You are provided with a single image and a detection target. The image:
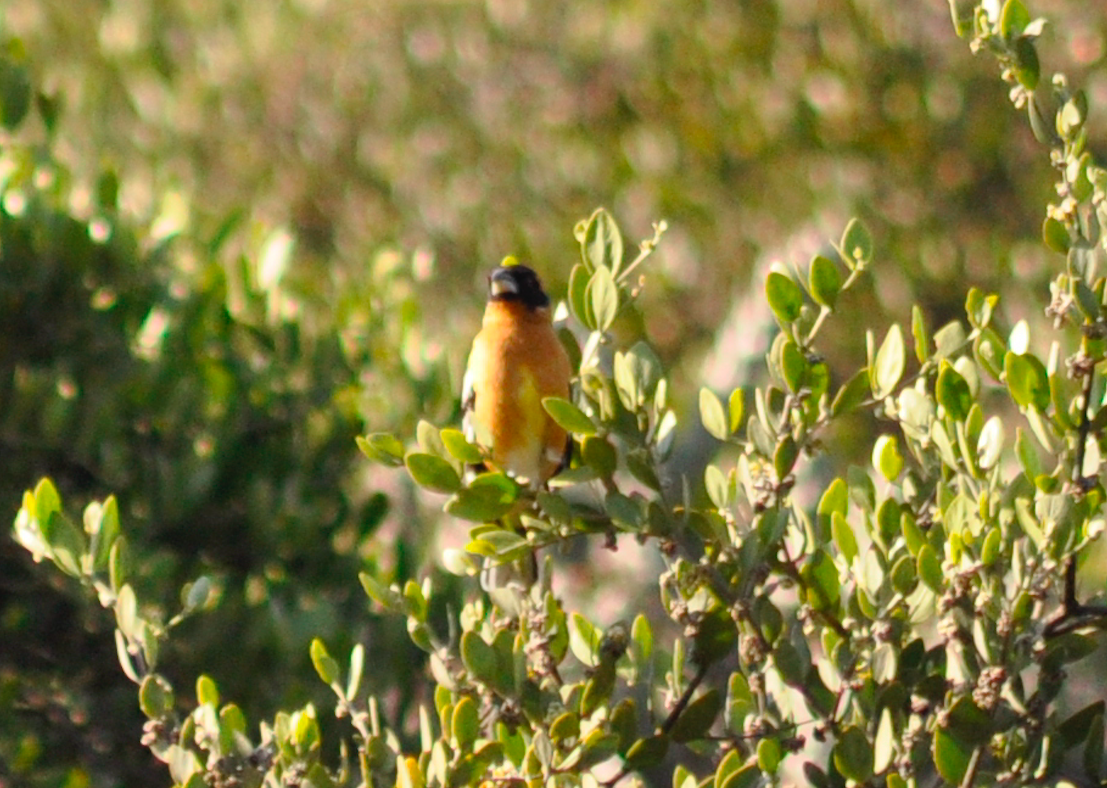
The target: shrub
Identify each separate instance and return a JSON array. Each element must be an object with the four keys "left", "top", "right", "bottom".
[{"left": 9, "top": 2, "right": 1107, "bottom": 787}]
